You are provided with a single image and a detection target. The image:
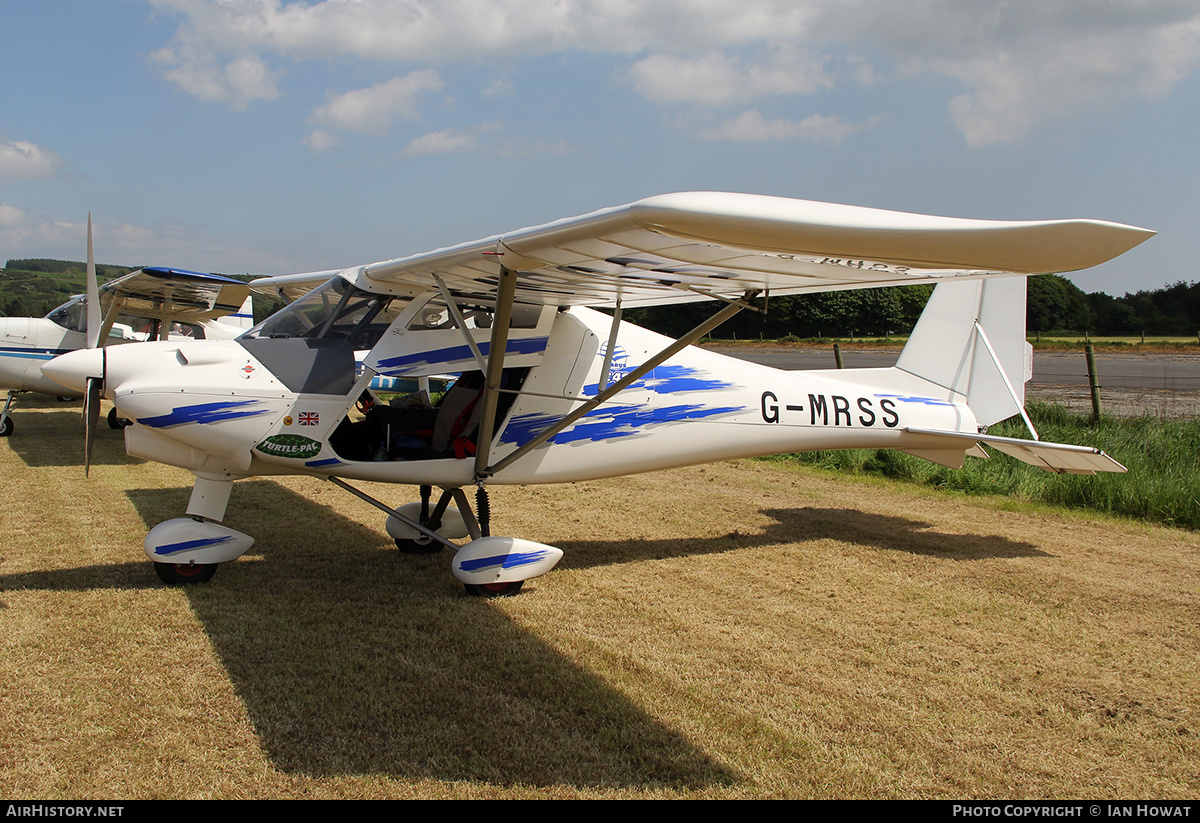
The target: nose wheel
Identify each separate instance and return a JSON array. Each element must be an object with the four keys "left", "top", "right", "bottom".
[
  {"left": 107, "top": 407, "right": 132, "bottom": 429},
  {"left": 464, "top": 580, "right": 524, "bottom": 598},
  {"left": 0, "top": 391, "right": 16, "bottom": 437},
  {"left": 153, "top": 561, "right": 218, "bottom": 585}
]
